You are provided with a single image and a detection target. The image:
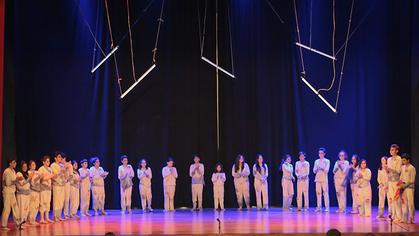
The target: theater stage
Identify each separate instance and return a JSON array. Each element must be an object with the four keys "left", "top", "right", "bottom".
[{"left": 2, "top": 207, "right": 419, "bottom": 235}]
